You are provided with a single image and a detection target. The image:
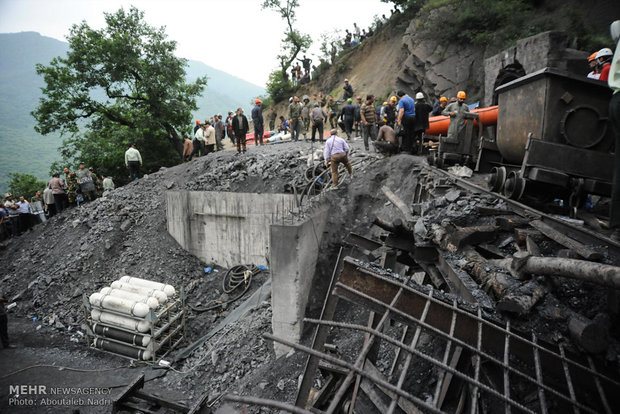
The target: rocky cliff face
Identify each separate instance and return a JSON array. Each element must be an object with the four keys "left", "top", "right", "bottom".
[{"left": 396, "top": 20, "right": 485, "bottom": 102}]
